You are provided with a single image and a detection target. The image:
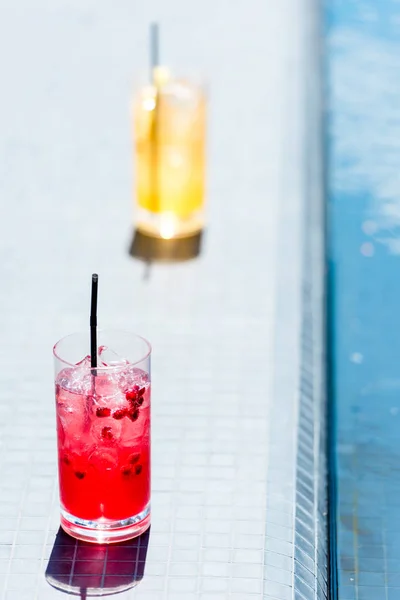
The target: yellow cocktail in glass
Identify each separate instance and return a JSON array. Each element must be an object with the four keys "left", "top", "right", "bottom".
[{"left": 133, "top": 69, "right": 206, "bottom": 239}]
